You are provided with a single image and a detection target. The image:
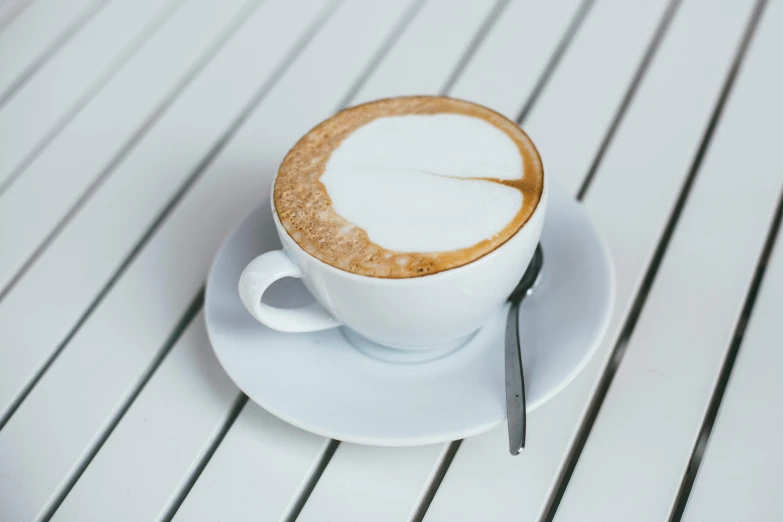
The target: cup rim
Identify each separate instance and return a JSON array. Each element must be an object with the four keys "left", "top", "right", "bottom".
[{"left": 269, "top": 95, "right": 547, "bottom": 284}]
